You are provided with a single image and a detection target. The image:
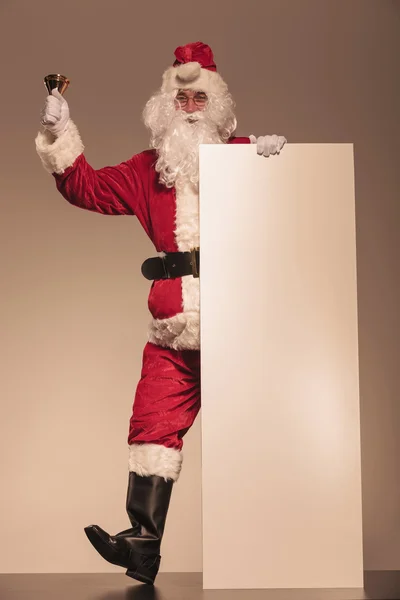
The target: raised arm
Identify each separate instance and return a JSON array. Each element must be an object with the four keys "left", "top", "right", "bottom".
[{"left": 35, "top": 90, "right": 142, "bottom": 216}]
